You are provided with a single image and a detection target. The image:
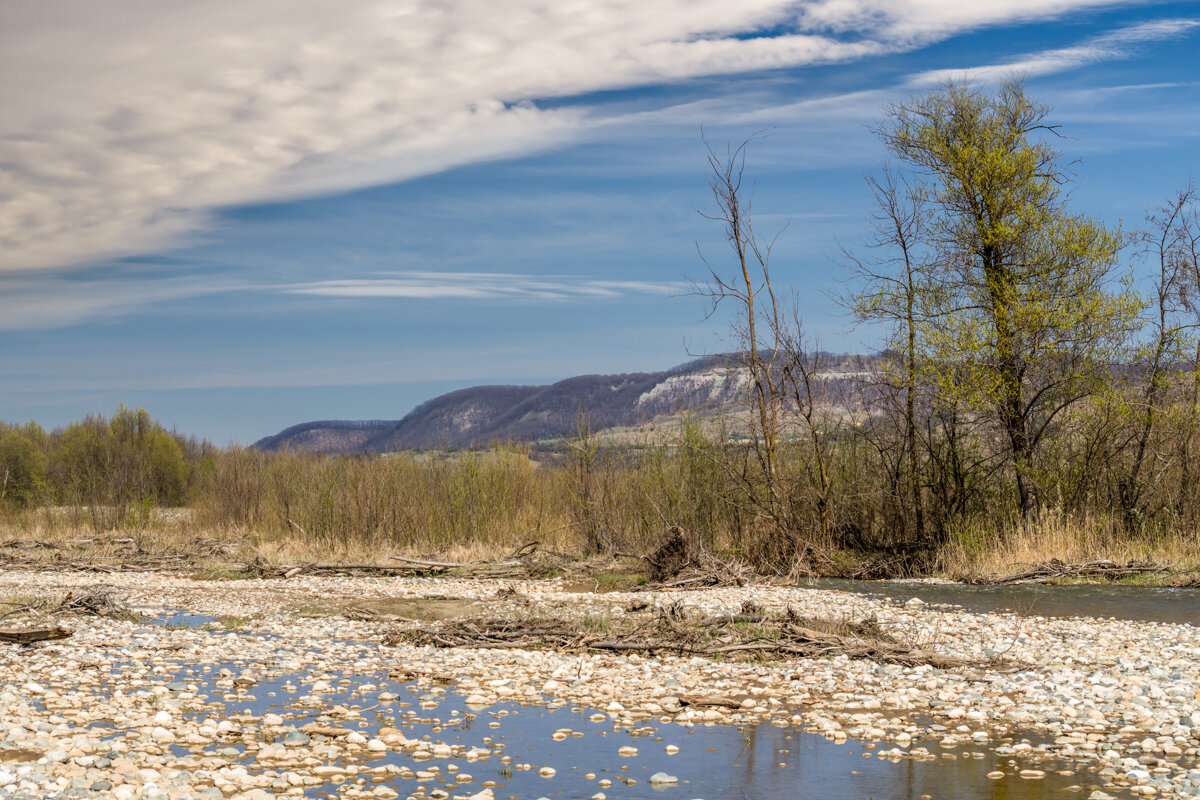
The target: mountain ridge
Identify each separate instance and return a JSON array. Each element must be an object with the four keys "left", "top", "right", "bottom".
[
  {"left": 253, "top": 354, "right": 877, "bottom": 454},
  {"left": 253, "top": 356, "right": 740, "bottom": 453}
]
